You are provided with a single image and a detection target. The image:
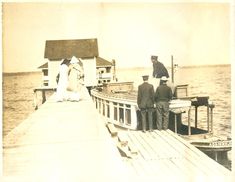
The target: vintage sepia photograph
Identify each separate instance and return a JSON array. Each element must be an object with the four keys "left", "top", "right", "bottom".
[{"left": 1, "top": 1, "right": 234, "bottom": 181}]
